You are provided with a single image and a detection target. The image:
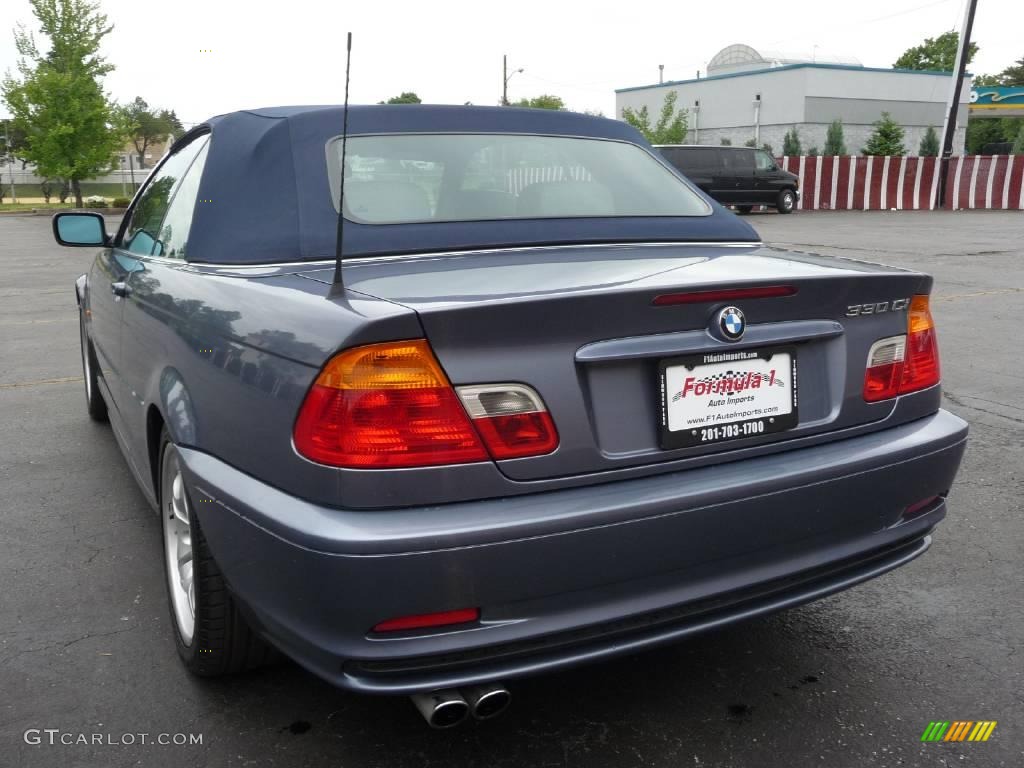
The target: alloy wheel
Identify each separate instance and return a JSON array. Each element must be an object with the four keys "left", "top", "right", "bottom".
[
  {"left": 162, "top": 449, "right": 195, "bottom": 646},
  {"left": 80, "top": 313, "right": 93, "bottom": 404}
]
